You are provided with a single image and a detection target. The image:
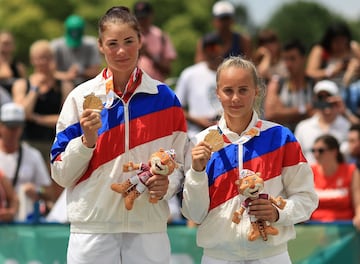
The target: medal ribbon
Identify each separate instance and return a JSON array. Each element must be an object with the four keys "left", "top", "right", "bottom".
[
  {"left": 219, "top": 120, "right": 262, "bottom": 145},
  {"left": 102, "top": 67, "right": 143, "bottom": 104}
]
